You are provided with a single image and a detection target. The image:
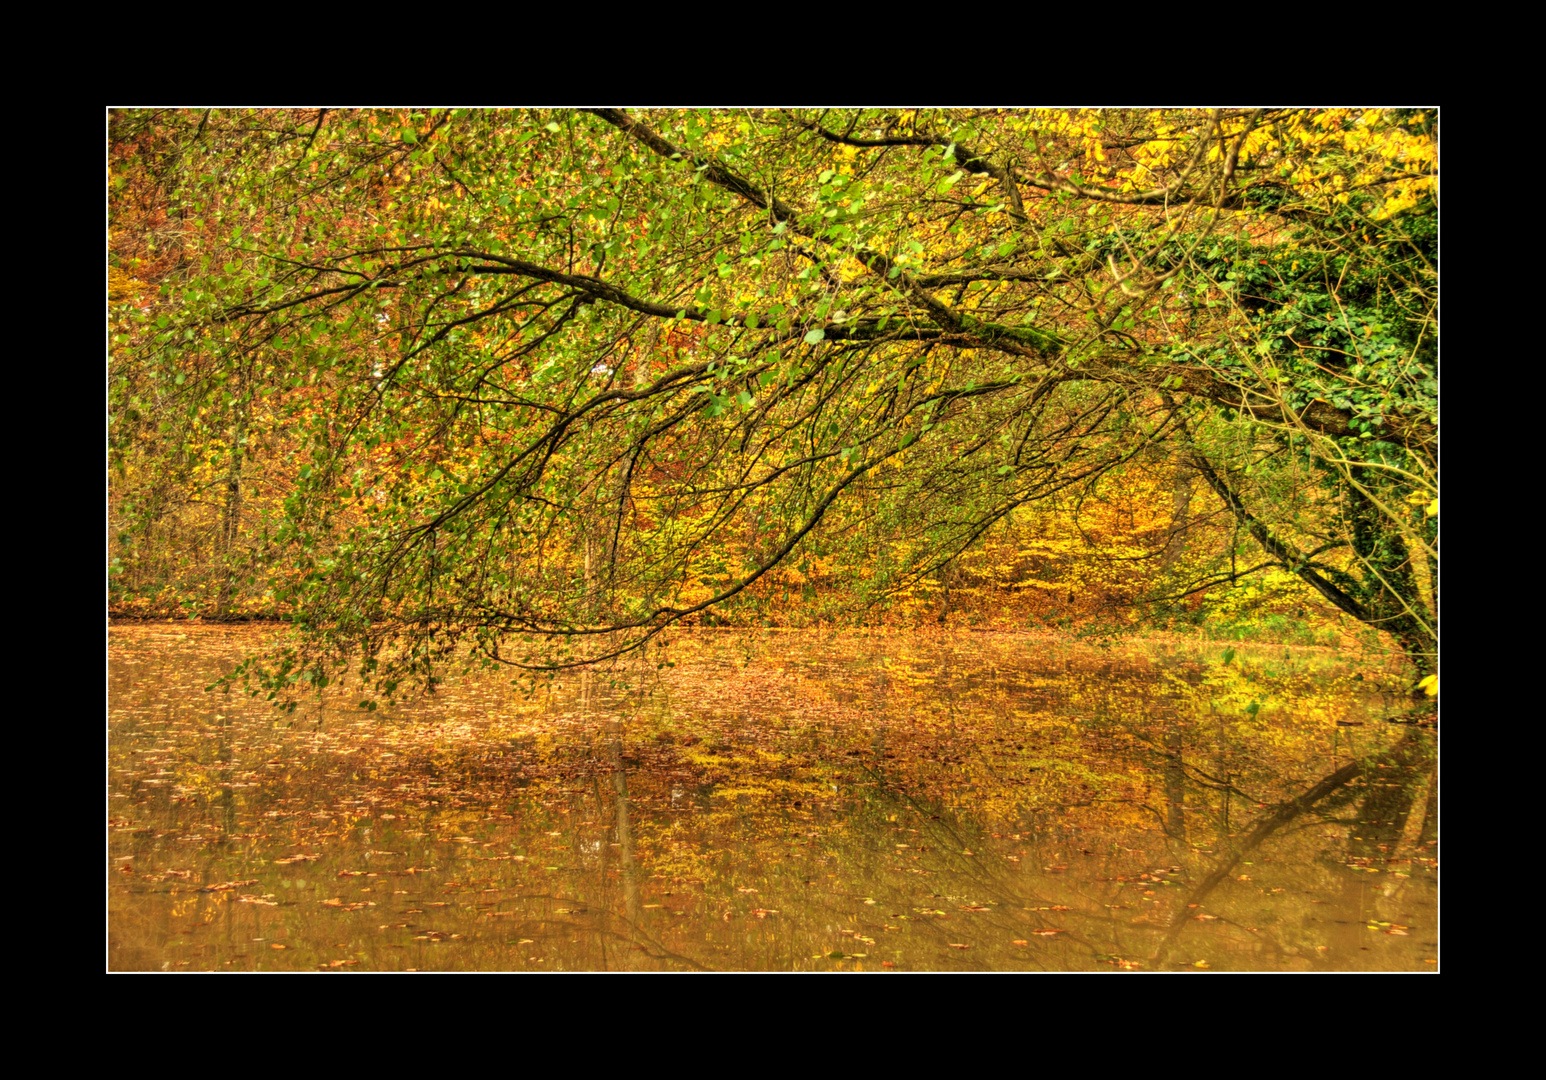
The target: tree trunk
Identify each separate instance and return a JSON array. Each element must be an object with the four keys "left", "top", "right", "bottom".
[{"left": 216, "top": 377, "right": 248, "bottom": 615}]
